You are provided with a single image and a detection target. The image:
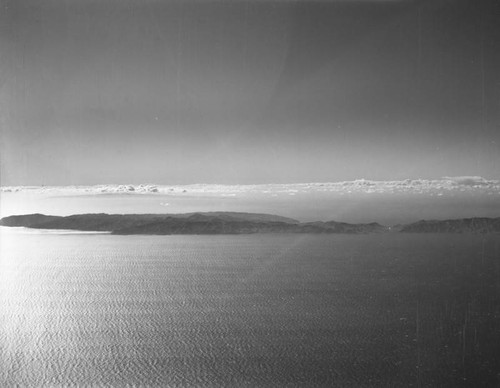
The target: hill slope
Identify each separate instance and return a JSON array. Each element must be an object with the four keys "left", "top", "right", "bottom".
[
  {"left": 400, "top": 218, "right": 500, "bottom": 233},
  {"left": 0, "top": 212, "right": 382, "bottom": 235},
  {"left": 3, "top": 213, "right": 499, "bottom": 235}
]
